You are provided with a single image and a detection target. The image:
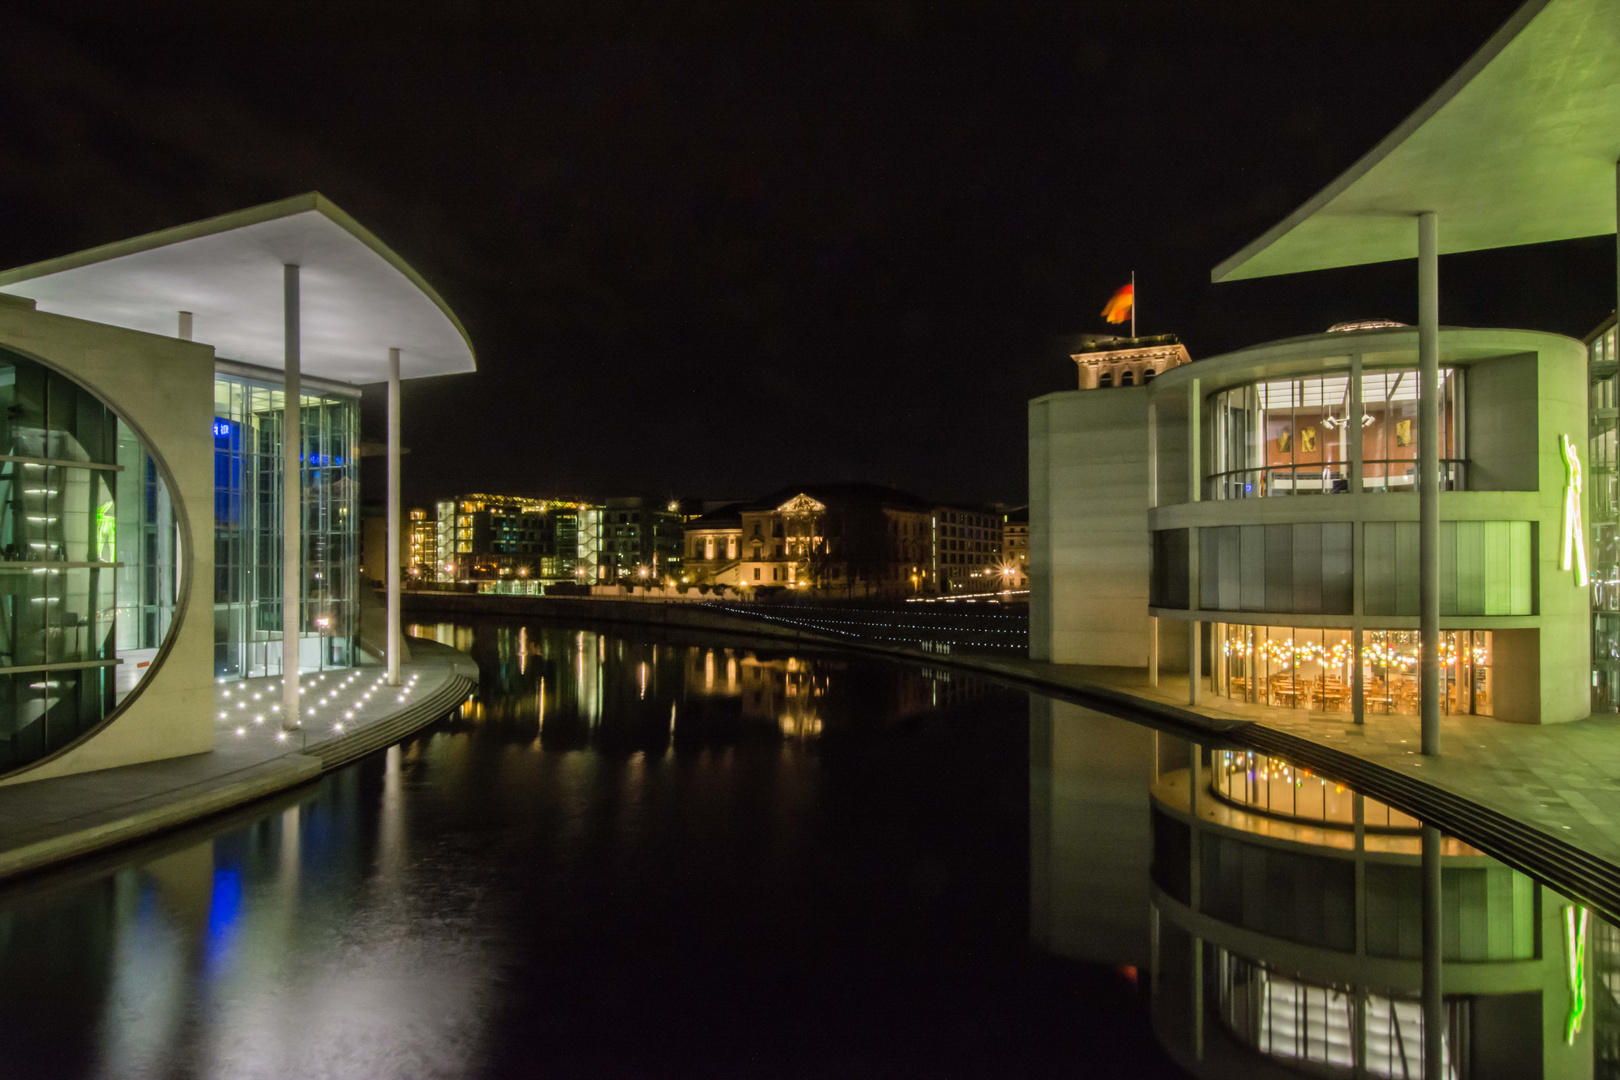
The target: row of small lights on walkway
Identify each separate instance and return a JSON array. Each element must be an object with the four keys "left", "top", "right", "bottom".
[{"left": 216, "top": 671, "right": 421, "bottom": 741}]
